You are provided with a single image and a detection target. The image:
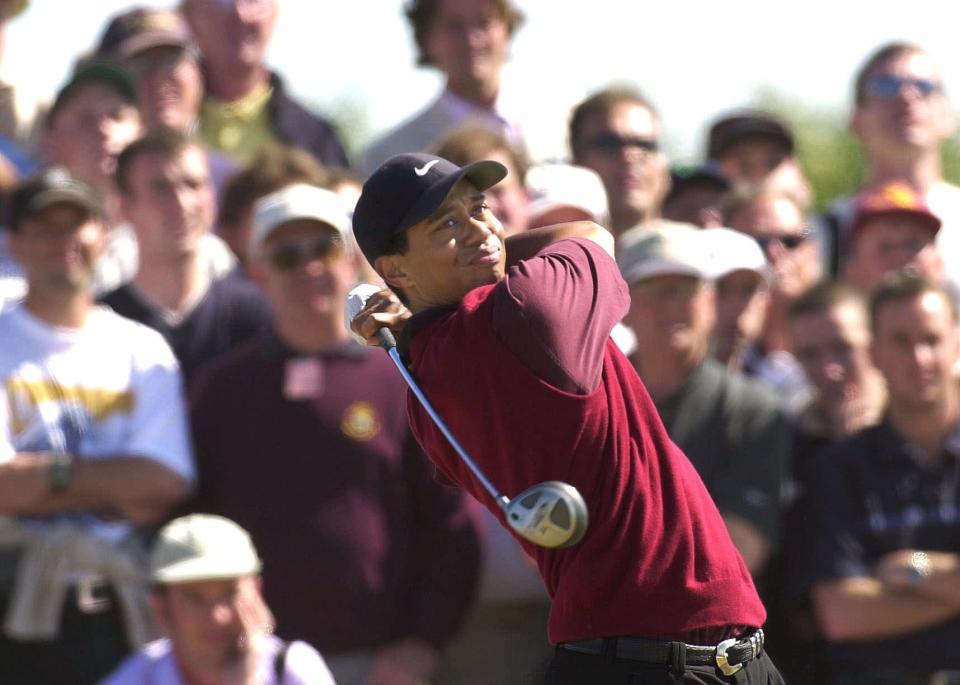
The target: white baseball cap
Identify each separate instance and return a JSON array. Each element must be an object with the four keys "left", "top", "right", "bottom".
[
  {"left": 249, "top": 183, "right": 351, "bottom": 258},
  {"left": 525, "top": 162, "right": 609, "bottom": 226},
  {"left": 150, "top": 514, "right": 262, "bottom": 584},
  {"left": 702, "top": 227, "right": 771, "bottom": 283},
  {"left": 617, "top": 221, "right": 710, "bottom": 285}
]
